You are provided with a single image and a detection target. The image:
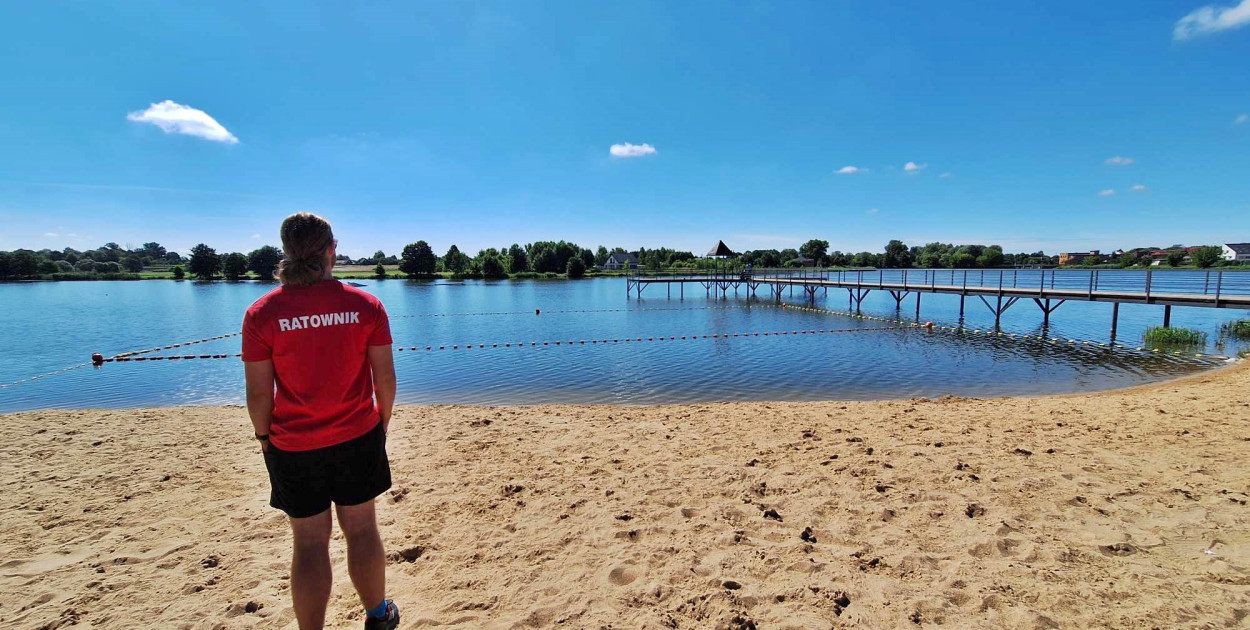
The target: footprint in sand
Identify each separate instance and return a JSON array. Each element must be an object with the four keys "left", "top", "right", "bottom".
[{"left": 608, "top": 564, "right": 641, "bottom": 586}]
